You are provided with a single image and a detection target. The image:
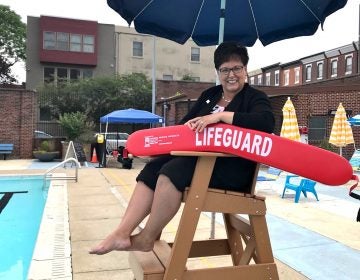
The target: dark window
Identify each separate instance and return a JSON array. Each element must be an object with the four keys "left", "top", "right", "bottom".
[
  {"left": 83, "top": 35, "right": 94, "bottom": 53},
  {"left": 191, "top": 47, "right": 200, "bottom": 62},
  {"left": 43, "top": 31, "right": 56, "bottom": 50},
  {"left": 56, "top": 32, "right": 69, "bottom": 51},
  {"left": 305, "top": 65, "right": 311, "bottom": 81},
  {"left": 70, "top": 69, "right": 81, "bottom": 81},
  {"left": 308, "top": 116, "right": 327, "bottom": 141},
  {"left": 44, "top": 67, "right": 55, "bottom": 83},
  {"left": 70, "top": 34, "right": 82, "bottom": 52},
  {"left": 57, "top": 68, "right": 68, "bottom": 83},
  {"left": 317, "top": 62, "right": 323, "bottom": 79},
  {"left": 83, "top": 69, "right": 93, "bottom": 79},
  {"left": 133, "top": 41, "right": 143, "bottom": 57},
  {"left": 331, "top": 60, "right": 338, "bottom": 76},
  {"left": 345, "top": 56, "right": 352, "bottom": 74}
]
